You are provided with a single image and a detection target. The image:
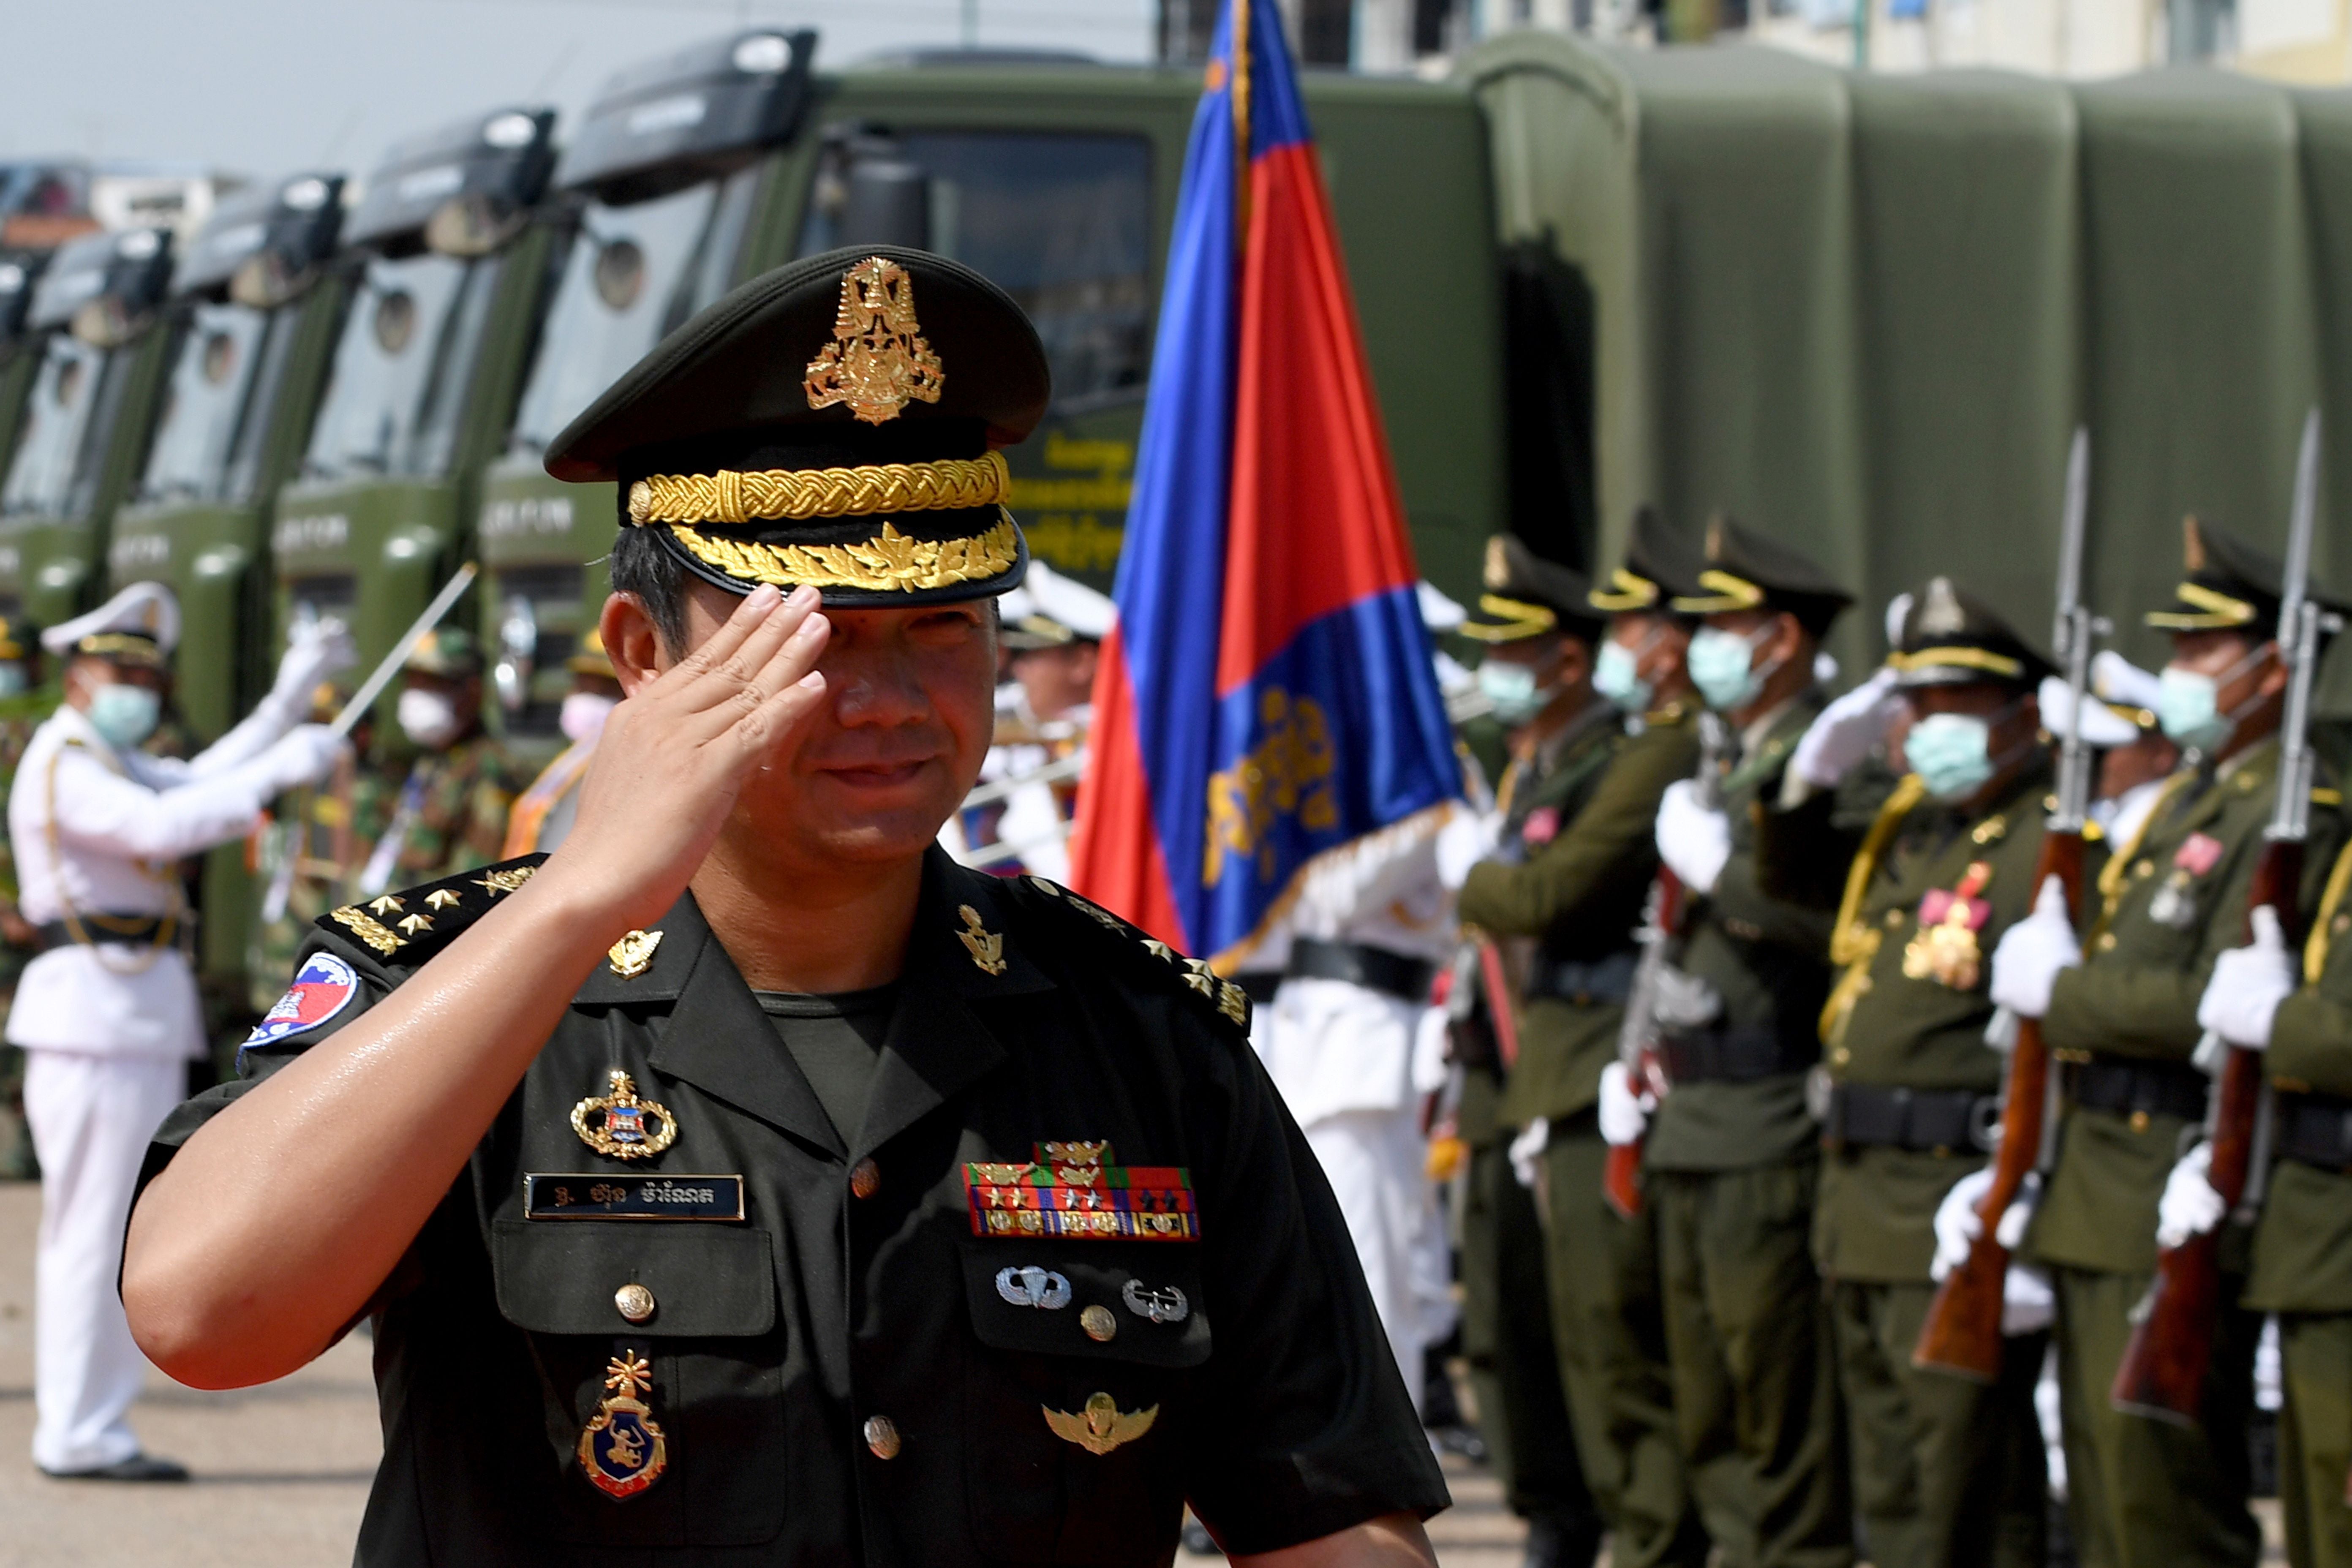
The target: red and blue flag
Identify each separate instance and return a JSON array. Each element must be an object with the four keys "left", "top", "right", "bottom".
[{"left": 1068, "top": 0, "right": 1459, "bottom": 965}]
